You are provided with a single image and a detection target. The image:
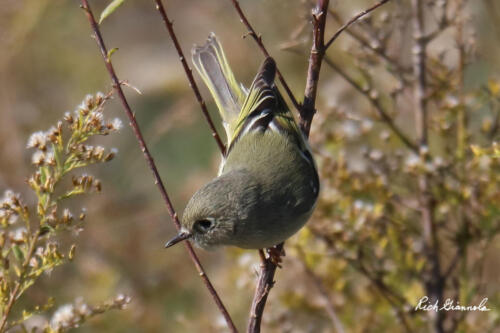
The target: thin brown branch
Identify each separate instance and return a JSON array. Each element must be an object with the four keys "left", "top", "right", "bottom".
[
  {"left": 228, "top": 0, "right": 301, "bottom": 112},
  {"left": 0, "top": 282, "right": 20, "bottom": 333},
  {"left": 301, "top": 0, "right": 330, "bottom": 136},
  {"left": 327, "top": 8, "right": 410, "bottom": 86},
  {"left": 312, "top": 231, "right": 414, "bottom": 333},
  {"left": 364, "top": 283, "right": 415, "bottom": 333},
  {"left": 412, "top": 0, "right": 428, "bottom": 148},
  {"left": 153, "top": 0, "right": 225, "bottom": 154},
  {"left": 79, "top": 2, "right": 237, "bottom": 332},
  {"left": 327, "top": 4, "right": 446, "bottom": 100},
  {"left": 247, "top": 245, "right": 282, "bottom": 333},
  {"left": 488, "top": 99, "right": 500, "bottom": 139},
  {"left": 443, "top": 242, "right": 464, "bottom": 278},
  {"left": 324, "top": 0, "right": 391, "bottom": 51},
  {"left": 282, "top": 43, "right": 419, "bottom": 153},
  {"left": 323, "top": 55, "right": 418, "bottom": 152},
  {"left": 297, "top": 250, "right": 345, "bottom": 333},
  {"left": 411, "top": 1, "right": 444, "bottom": 332}
]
